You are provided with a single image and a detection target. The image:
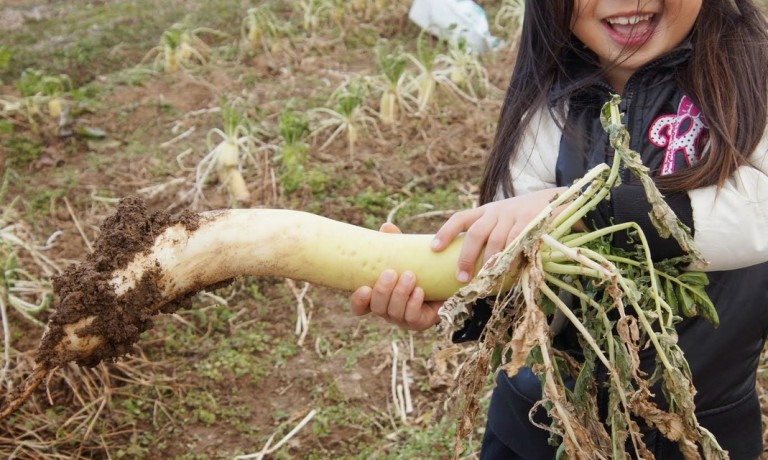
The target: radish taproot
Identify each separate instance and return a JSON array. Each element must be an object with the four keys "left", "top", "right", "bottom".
[{"left": 0, "top": 196, "right": 479, "bottom": 419}]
